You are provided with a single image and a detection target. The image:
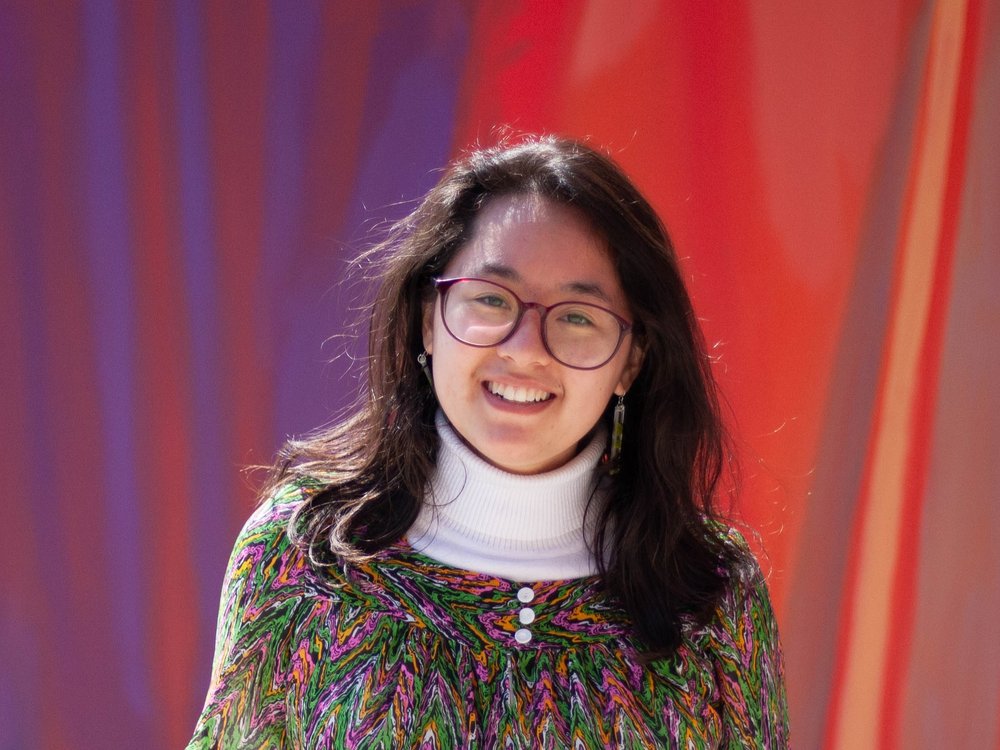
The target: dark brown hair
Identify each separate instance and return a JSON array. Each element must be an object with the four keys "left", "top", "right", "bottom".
[{"left": 269, "top": 135, "right": 745, "bottom": 657}]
